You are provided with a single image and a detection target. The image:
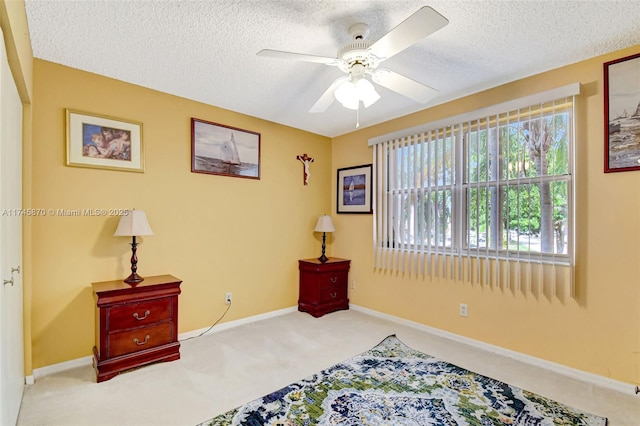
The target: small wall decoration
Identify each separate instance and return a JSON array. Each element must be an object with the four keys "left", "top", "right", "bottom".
[
  {"left": 66, "top": 109, "right": 143, "bottom": 172},
  {"left": 337, "top": 164, "right": 373, "bottom": 214},
  {"left": 191, "top": 118, "right": 261, "bottom": 179},
  {"left": 296, "top": 153, "right": 314, "bottom": 185},
  {"left": 604, "top": 52, "right": 640, "bottom": 172}
]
